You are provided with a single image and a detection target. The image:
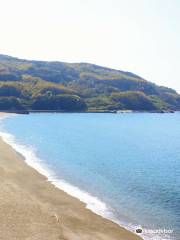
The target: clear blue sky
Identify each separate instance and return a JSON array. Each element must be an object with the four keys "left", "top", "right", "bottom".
[{"left": 0, "top": 0, "right": 180, "bottom": 92}]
